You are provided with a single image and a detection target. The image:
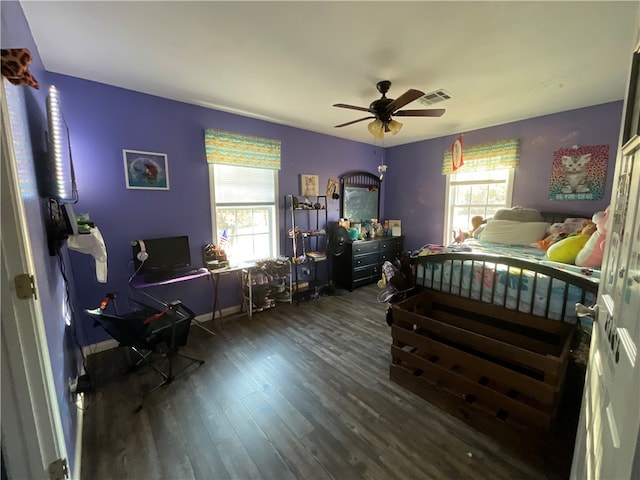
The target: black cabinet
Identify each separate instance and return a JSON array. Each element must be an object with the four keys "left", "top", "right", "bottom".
[{"left": 332, "top": 236, "right": 403, "bottom": 291}]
